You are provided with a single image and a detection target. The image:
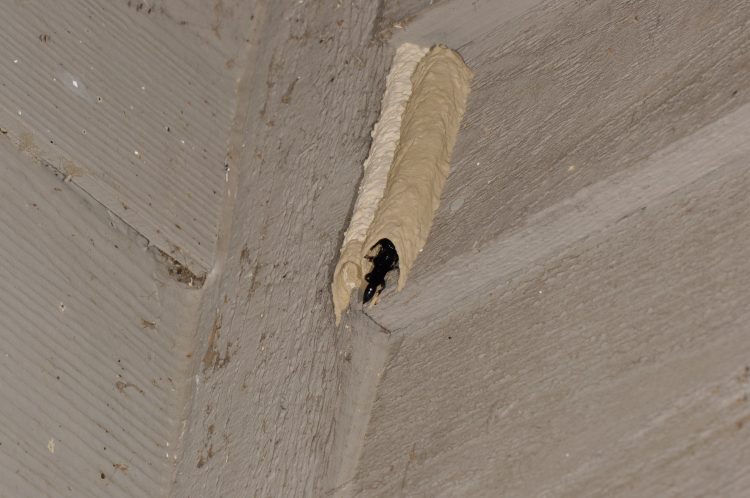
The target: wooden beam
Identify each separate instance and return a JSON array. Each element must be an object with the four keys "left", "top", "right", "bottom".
[{"left": 367, "top": 0, "right": 750, "bottom": 332}]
